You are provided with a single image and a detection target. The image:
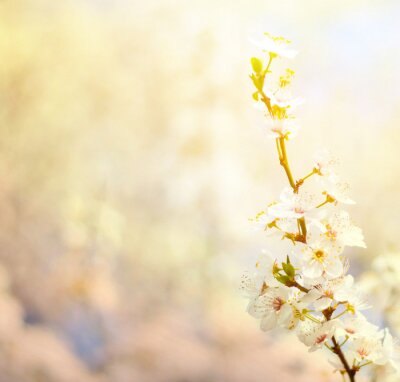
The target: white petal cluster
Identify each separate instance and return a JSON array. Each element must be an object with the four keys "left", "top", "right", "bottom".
[
  {"left": 265, "top": 118, "right": 299, "bottom": 140},
  {"left": 243, "top": 33, "right": 400, "bottom": 380},
  {"left": 360, "top": 254, "right": 400, "bottom": 341},
  {"left": 264, "top": 89, "right": 304, "bottom": 110},
  {"left": 250, "top": 33, "right": 298, "bottom": 59}
]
